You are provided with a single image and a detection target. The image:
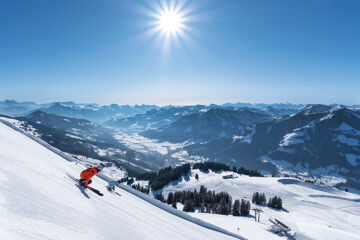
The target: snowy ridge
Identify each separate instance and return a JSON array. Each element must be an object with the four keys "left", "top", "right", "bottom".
[
  {"left": 0, "top": 117, "right": 77, "bottom": 163},
  {"left": 0, "top": 117, "right": 245, "bottom": 240}
]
